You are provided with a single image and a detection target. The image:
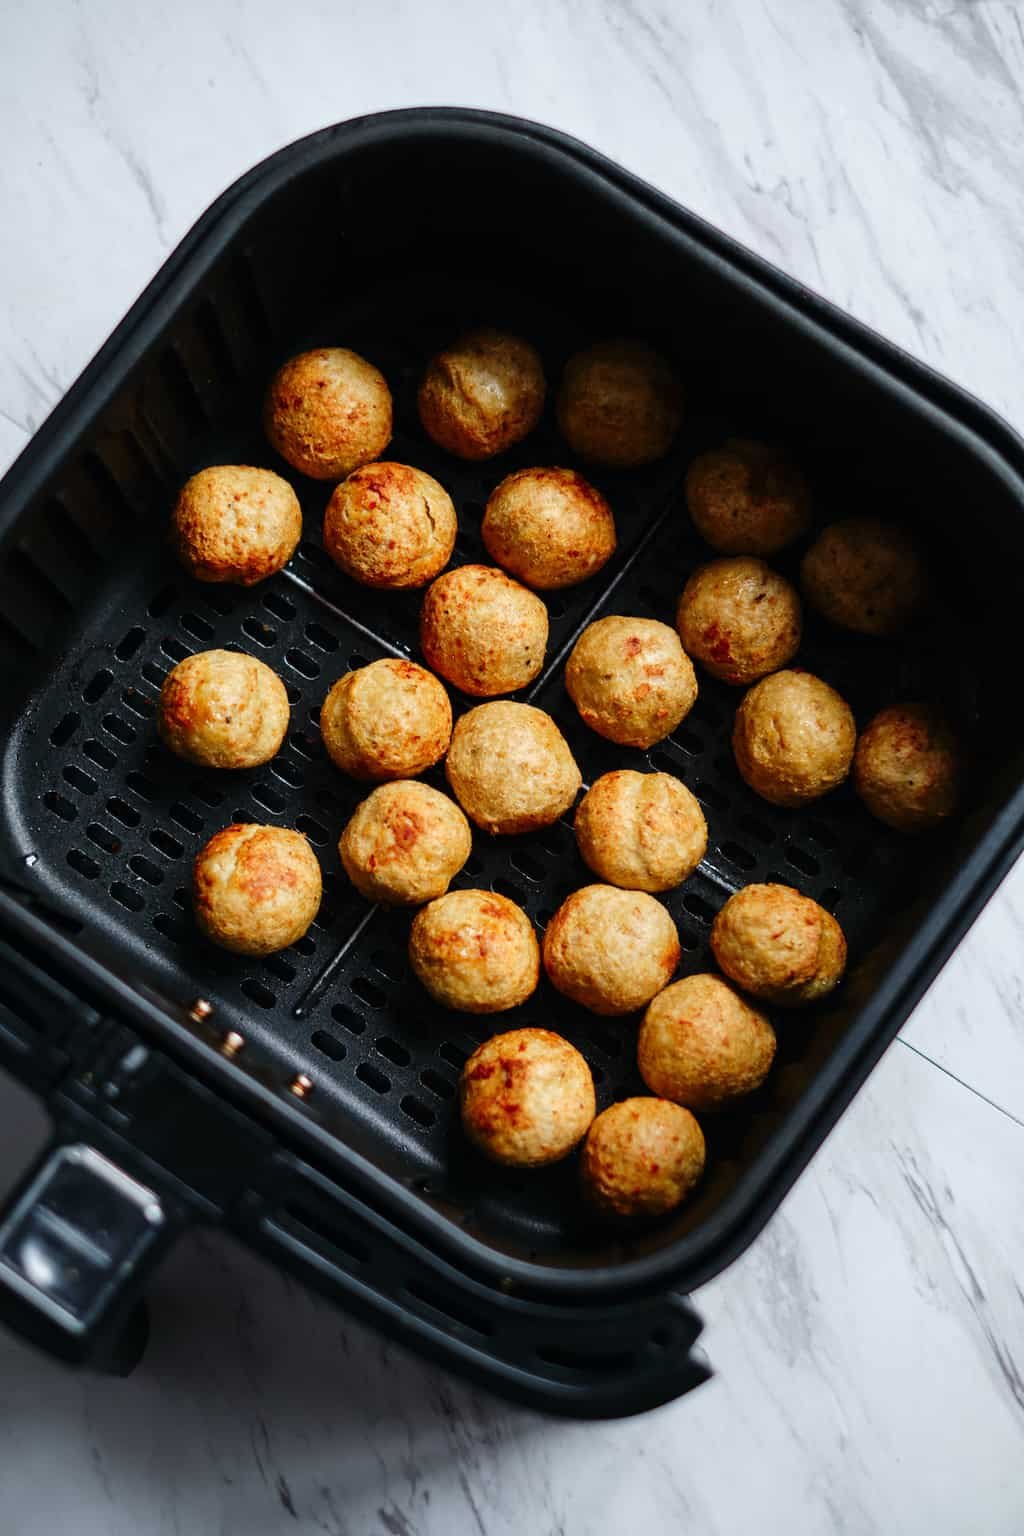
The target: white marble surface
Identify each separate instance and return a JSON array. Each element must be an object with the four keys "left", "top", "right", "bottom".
[{"left": 2, "top": 0, "right": 1024, "bottom": 1530}]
